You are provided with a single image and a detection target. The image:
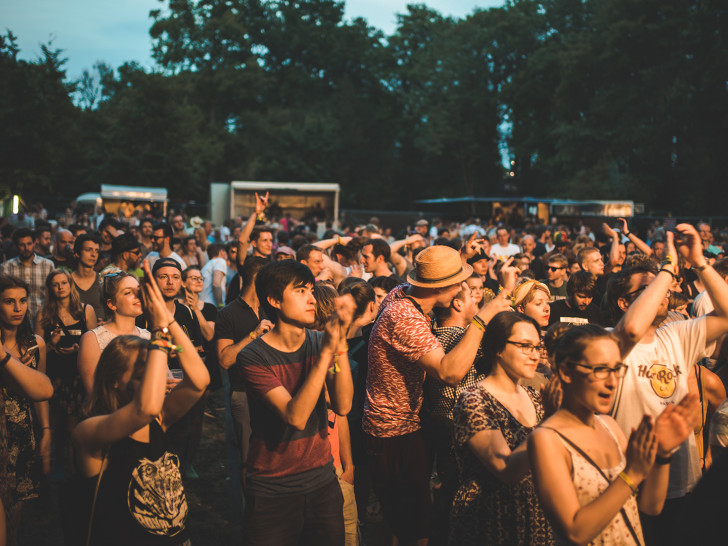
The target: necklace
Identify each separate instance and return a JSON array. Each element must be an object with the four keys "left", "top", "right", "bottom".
[{"left": 560, "top": 408, "right": 597, "bottom": 430}]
